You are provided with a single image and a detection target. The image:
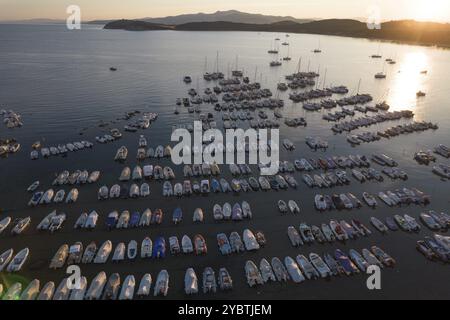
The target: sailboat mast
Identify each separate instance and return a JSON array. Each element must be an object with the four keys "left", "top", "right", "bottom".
[{"left": 216, "top": 51, "right": 219, "bottom": 73}]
